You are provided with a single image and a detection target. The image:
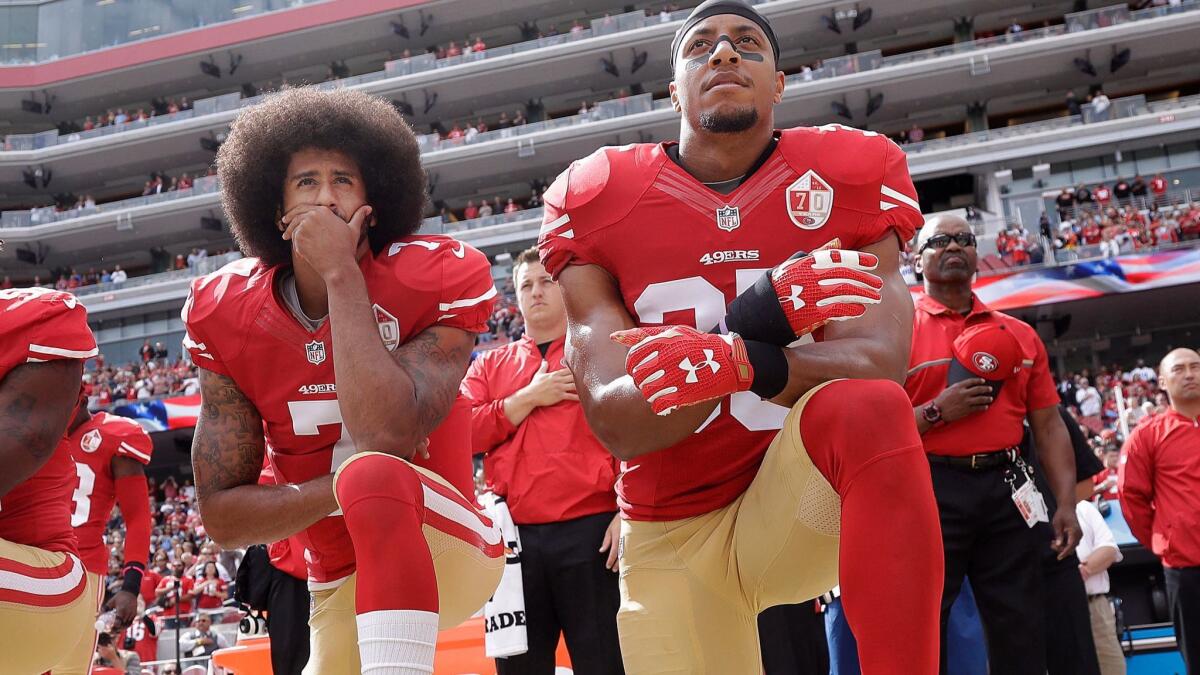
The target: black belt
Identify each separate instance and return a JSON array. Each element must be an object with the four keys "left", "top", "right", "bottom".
[{"left": 927, "top": 448, "right": 1020, "bottom": 471}]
